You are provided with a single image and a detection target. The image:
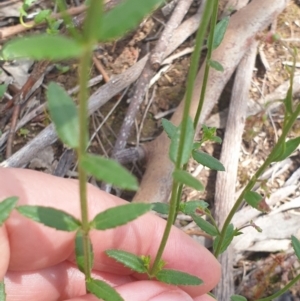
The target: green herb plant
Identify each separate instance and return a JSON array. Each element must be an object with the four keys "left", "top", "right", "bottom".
[{"left": 1, "top": 0, "right": 300, "bottom": 300}]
